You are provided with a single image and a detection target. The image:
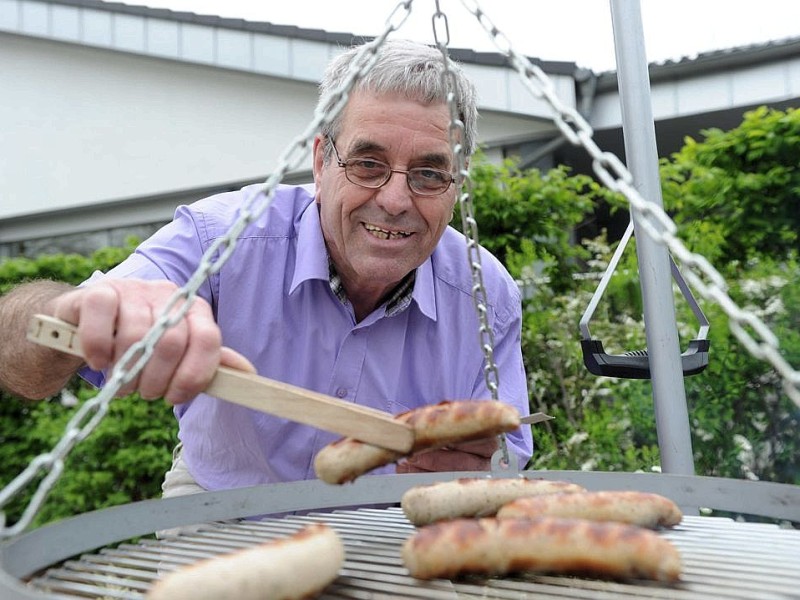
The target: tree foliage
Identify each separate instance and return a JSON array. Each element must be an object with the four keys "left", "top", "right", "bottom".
[
  {"left": 0, "top": 389, "right": 177, "bottom": 528},
  {"left": 658, "top": 108, "right": 798, "bottom": 482},
  {"left": 0, "top": 238, "right": 177, "bottom": 529},
  {"left": 454, "top": 156, "right": 612, "bottom": 292},
  {"left": 523, "top": 234, "right": 800, "bottom": 484},
  {"left": 0, "top": 238, "right": 139, "bottom": 292},
  {"left": 660, "top": 106, "right": 799, "bottom": 263},
  {"left": 511, "top": 107, "right": 800, "bottom": 484}
]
